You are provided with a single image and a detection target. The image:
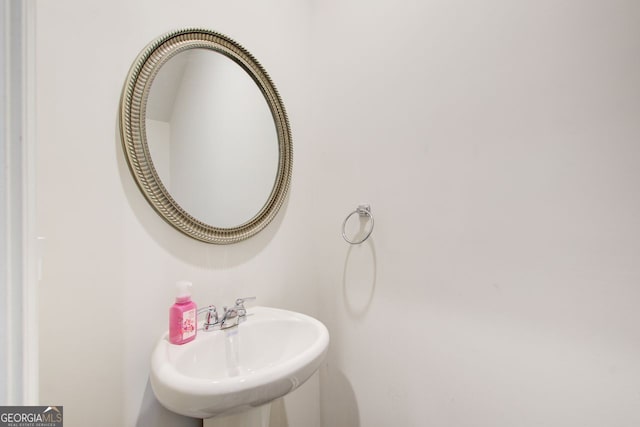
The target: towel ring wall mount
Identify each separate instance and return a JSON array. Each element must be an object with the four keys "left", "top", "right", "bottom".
[{"left": 342, "top": 204, "right": 374, "bottom": 245}]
